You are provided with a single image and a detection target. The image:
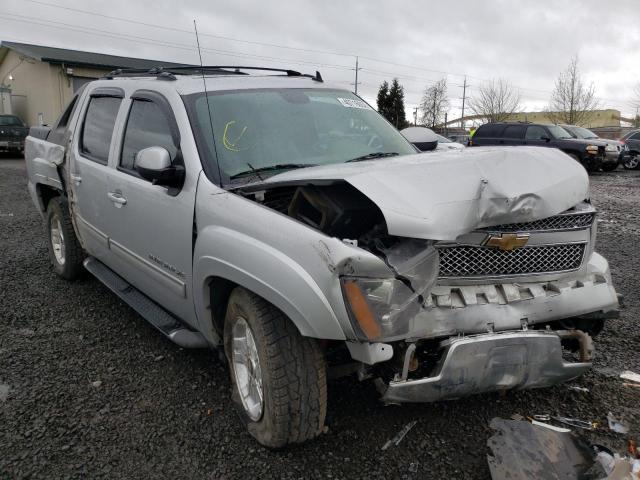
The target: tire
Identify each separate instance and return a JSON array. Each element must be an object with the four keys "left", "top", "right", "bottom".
[
  {"left": 46, "top": 196, "right": 84, "bottom": 280},
  {"left": 223, "top": 287, "right": 327, "bottom": 448},
  {"left": 623, "top": 154, "right": 639, "bottom": 170},
  {"left": 602, "top": 162, "right": 618, "bottom": 172}
]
